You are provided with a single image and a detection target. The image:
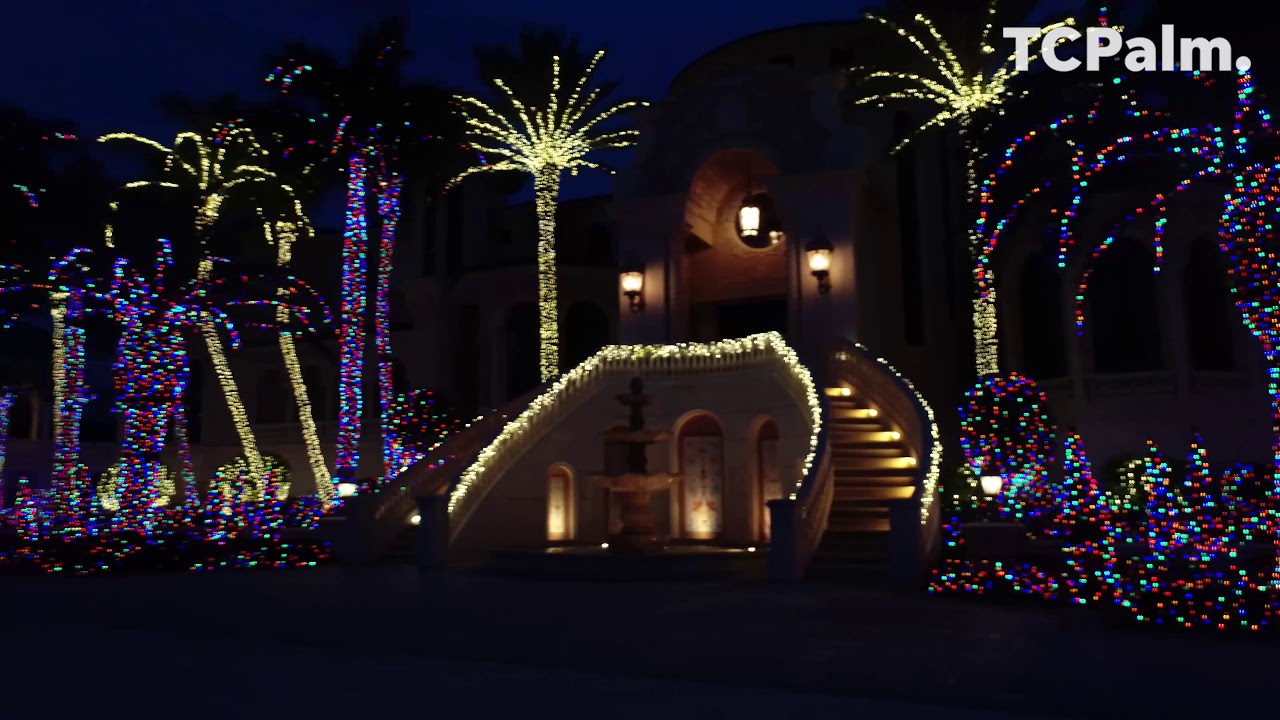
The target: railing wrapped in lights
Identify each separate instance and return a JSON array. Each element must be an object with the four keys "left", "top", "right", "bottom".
[
  {"left": 336, "top": 389, "right": 539, "bottom": 563},
  {"left": 449, "top": 332, "right": 823, "bottom": 542}
]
